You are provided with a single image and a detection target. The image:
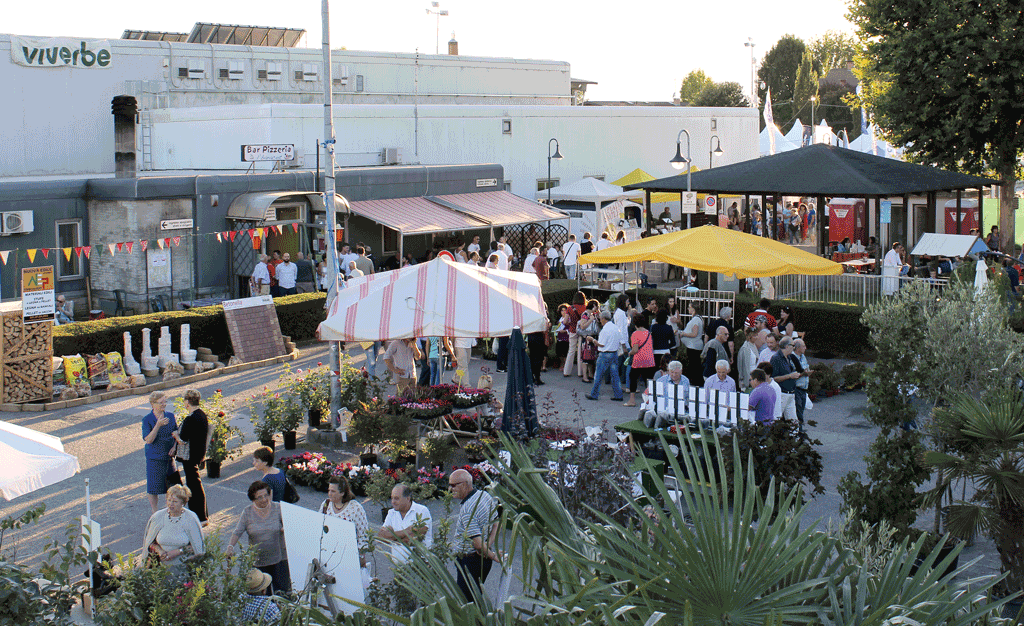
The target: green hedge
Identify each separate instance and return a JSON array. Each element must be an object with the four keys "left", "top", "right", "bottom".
[
  {"left": 53, "top": 293, "right": 327, "bottom": 358},
  {"left": 540, "top": 282, "right": 869, "bottom": 357}
]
